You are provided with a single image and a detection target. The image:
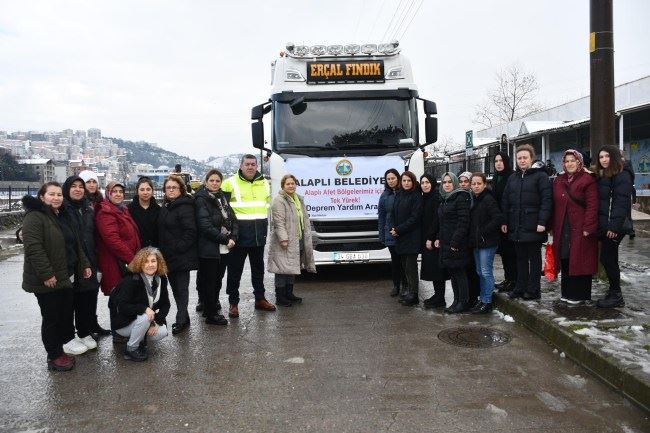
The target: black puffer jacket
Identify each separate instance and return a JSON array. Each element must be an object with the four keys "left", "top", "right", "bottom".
[
  {"left": 437, "top": 190, "right": 471, "bottom": 268},
  {"left": 109, "top": 273, "right": 170, "bottom": 330},
  {"left": 501, "top": 165, "right": 552, "bottom": 243},
  {"left": 420, "top": 189, "right": 446, "bottom": 281},
  {"left": 597, "top": 164, "right": 634, "bottom": 237},
  {"left": 62, "top": 176, "right": 100, "bottom": 292},
  {"left": 194, "top": 186, "right": 239, "bottom": 259},
  {"left": 158, "top": 194, "right": 199, "bottom": 272},
  {"left": 128, "top": 198, "right": 160, "bottom": 247},
  {"left": 469, "top": 189, "right": 504, "bottom": 249},
  {"left": 391, "top": 188, "right": 422, "bottom": 255}
]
